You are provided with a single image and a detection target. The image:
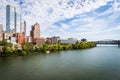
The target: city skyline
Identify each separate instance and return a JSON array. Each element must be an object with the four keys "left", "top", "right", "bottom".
[{"left": 0, "top": 0, "right": 120, "bottom": 41}]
